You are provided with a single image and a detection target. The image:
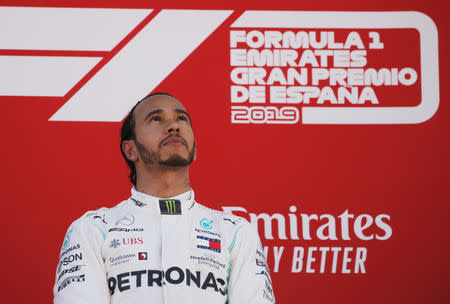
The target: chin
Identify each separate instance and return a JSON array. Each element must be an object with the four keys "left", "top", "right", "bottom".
[{"left": 159, "top": 154, "right": 191, "bottom": 167}]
